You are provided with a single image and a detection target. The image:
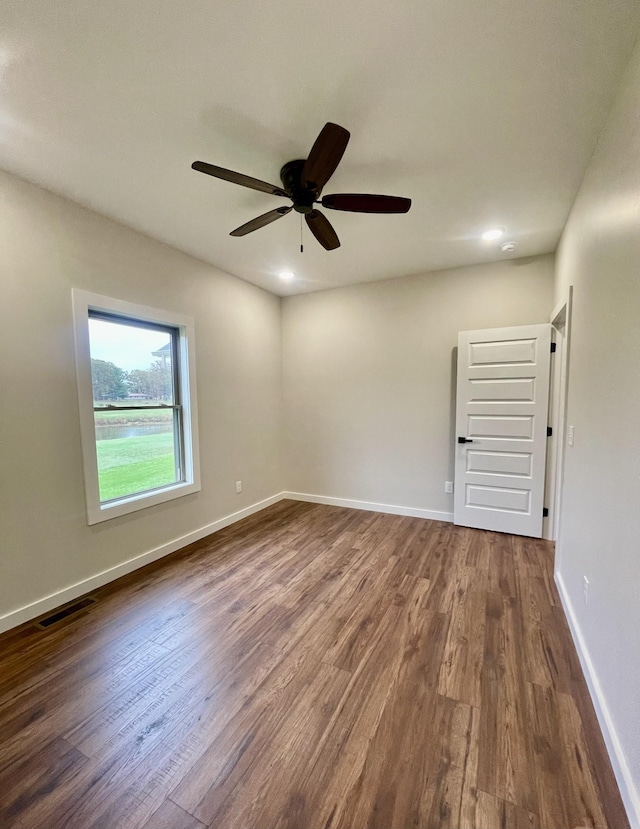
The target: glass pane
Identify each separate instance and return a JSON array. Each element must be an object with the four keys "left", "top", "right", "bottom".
[
  {"left": 88, "top": 317, "right": 174, "bottom": 407},
  {"left": 94, "top": 408, "right": 178, "bottom": 502}
]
